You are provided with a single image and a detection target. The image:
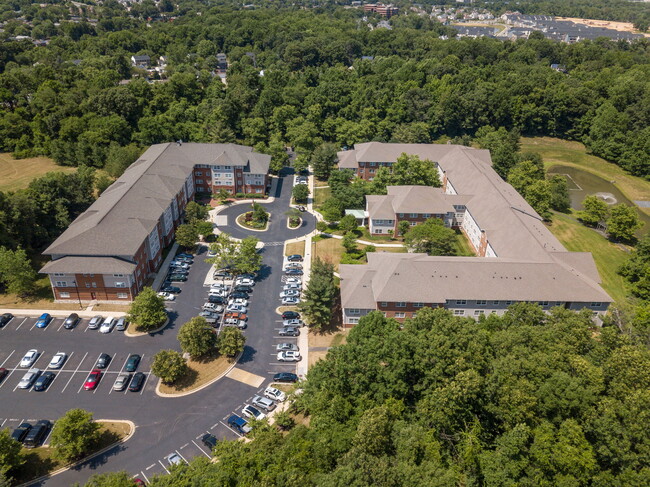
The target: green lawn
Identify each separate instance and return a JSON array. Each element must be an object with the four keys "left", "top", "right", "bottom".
[
  {"left": 521, "top": 137, "right": 650, "bottom": 216},
  {"left": 0, "top": 153, "right": 76, "bottom": 192},
  {"left": 313, "top": 186, "right": 331, "bottom": 208},
  {"left": 453, "top": 230, "right": 476, "bottom": 256},
  {"left": 546, "top": 211, "right": 629, "bottom": 304}
]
